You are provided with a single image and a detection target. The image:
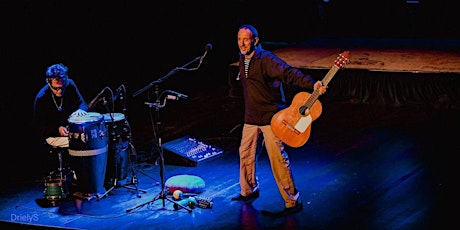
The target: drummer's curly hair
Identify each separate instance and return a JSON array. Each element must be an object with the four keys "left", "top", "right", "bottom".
[{"left": 45, "top": 63, "right": 69, "bottom": 85}]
